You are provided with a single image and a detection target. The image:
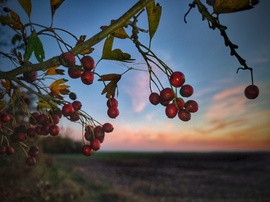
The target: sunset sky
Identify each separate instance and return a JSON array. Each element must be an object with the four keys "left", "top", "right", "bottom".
[{"left": 2, "top": 0, "right": 270, "bottom": 151}]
